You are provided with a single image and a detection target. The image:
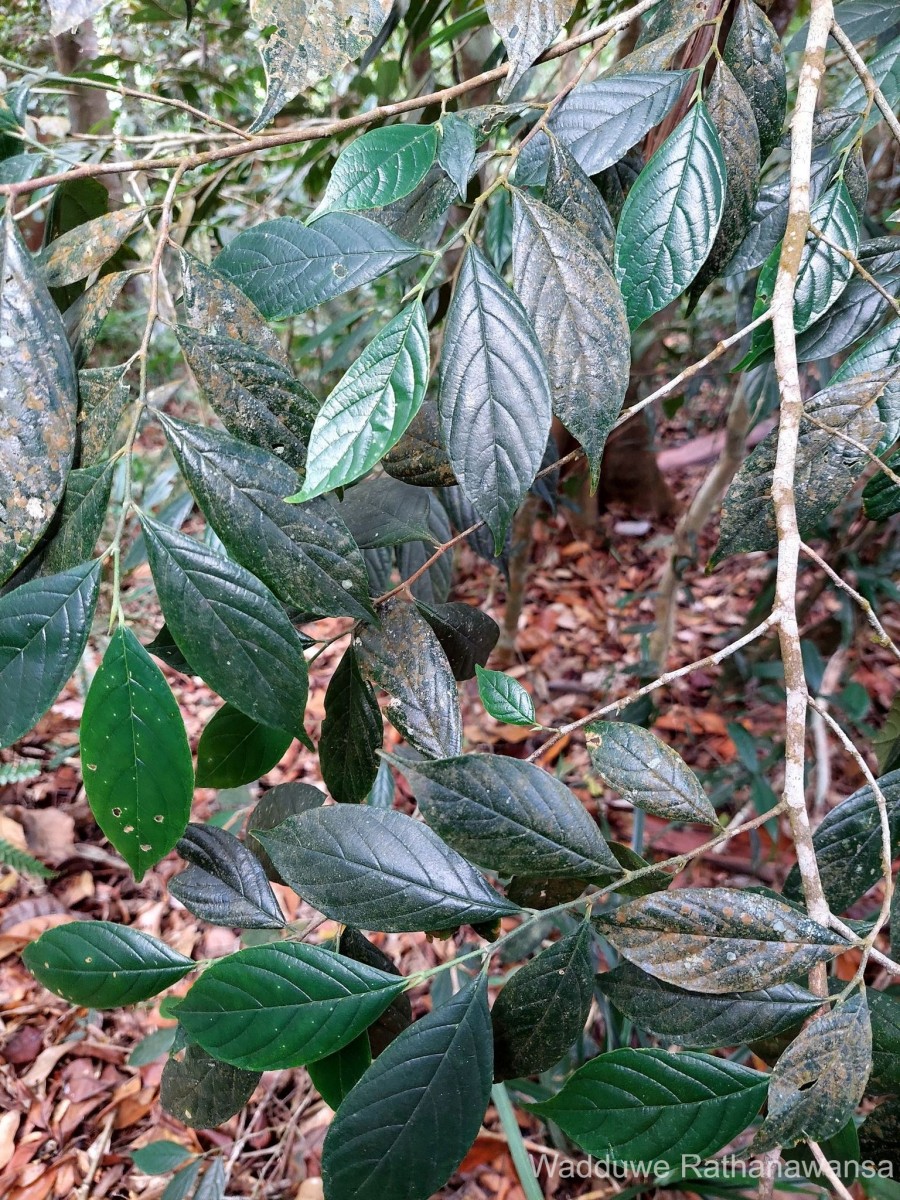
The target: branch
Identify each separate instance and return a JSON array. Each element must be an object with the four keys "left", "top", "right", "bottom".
[
  {"left": 800, "top": 540, "right": 900, "bottom": 661},
  {"left": 808, "top": 223, "right": 900, "bottom": 320},
  {"left": 808, "top": 1141, "right": 855, "bottom": 1200},
  {"left": 830, "top": 19, "right": 900, "bottom": 152}
]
